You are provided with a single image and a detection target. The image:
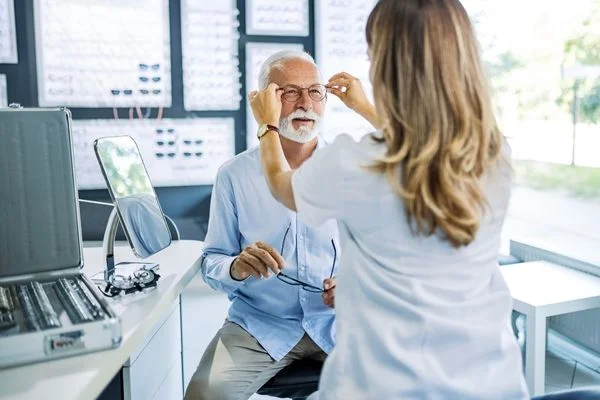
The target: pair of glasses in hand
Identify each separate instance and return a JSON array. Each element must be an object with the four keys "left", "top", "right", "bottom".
[{"left": 275, "top": 223, "right": 336, "bottom": 293}]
